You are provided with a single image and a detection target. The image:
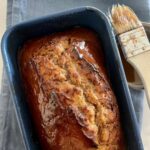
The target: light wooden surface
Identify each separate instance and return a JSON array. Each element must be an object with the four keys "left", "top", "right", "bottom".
[
  {"left": 0, "top": 0, "right": 7, "bottom": 91},
  {"left": 142, "top": 95, "right": 150, "bottom": 150},
  {"left": 128, "top": 50, "right": 150, "bottom": 149},
  {"left": 129, "top": 51, "right": 150, "bottom": 107}
]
